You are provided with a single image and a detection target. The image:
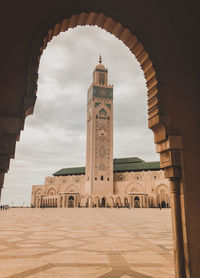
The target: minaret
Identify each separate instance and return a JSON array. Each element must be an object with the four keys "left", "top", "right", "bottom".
[{"left": 85, "top": 56, "right": 113, "bottom": 196}]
